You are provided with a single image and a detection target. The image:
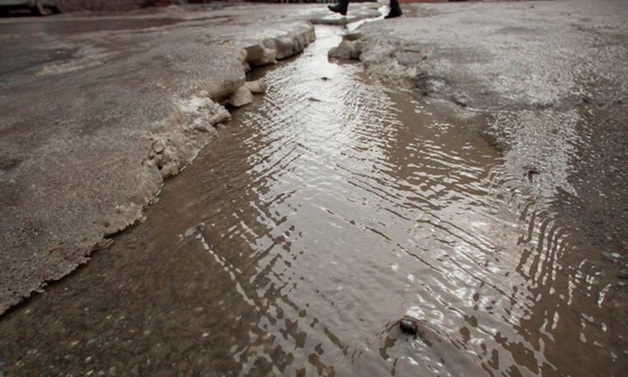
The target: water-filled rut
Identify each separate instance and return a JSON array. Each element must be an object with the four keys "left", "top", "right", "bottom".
[{"left": 0, "top": 26, "right": 625, "bottom": 377}]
